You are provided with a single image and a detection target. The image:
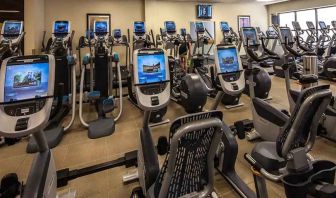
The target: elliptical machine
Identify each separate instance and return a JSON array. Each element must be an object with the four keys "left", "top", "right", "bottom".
[
  {"left": 127, "top": 21, "right": 169, "bottom": 125},
  {"left": 160, "top": 21, "right": 207, "bottom": 113},
  {"left": 316, "top": 21, "right": 336, "bottom": 81},
  {"left": 0, "top": 55, "right": 75, "bottom": 198},
  {"left": 27, "top": 21, "right": 77, "bottom": 153},
  {"left": 78, "top": 20, "right": 123, "bottom": 139},
  {"left": 220, "top": 21, "right": 239, "bottom": 46},
  {"left": 0, "top": 21, "right": 24, "bottom": 65}
]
